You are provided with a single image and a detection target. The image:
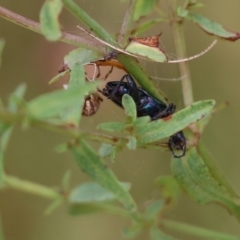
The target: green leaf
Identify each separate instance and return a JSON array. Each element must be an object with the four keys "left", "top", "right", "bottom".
[
  {"left": 71, "top": 141, "right": 136, "bottom": 210},
  {"left": 122, "top": 94, "right": 137, "bottom": 122},
  {"left": 178, "top": 10, "right": 240, "bottom": 41},
  {"left": 62, "top": 170, "right": 71, "bottom": 191},
  {"left": 133, "top": 0, "right": 158, "bottom": 21},
  {"left": 64, "top": 48, "right": 101, "bottom": 69},
  {"left": 49, "top": 69, "right": 70, "bottom": 84},
  {"left": 134, "top": 116, "right": 151, "bottom": 127},
  {"left": 150, "top": 227, "right": 178, "bottom": 240},
  {"left": 98, "top": 144, "right": 121, "bottom": 163},
  {"left": 40, "top": 0, "right": 63, "bottom": 41},
  {"left": 97, "top": 122, "right": 126, "bottom": 132},
  {"left": 145, "top": 200, "right": 164, "bottom": 220},
  {"left": 60, "top": 63, "right": 85, "bottom": 126},
  {"left": 126, "top": 136, "right": 137, "bottom": 150},
  {"left": 0, "top": 84, "right": 27, "bottom": 186},
  {"left": 44, "top": 199, "right": 62, "bottom": 215},
  {"left": 28, "top": 82, "right": 98, "bottom": 119},
  {"left": 98, "top": 143, "right": 115, "bottom": 157},
  {"left": 155, "top": 176, "right": 180, "bottom": 206},
  {"left": 171, "top": 147, "right": 240, "bottom": 218},
  {"left": 125, "top": 41, "right": 167, "bottom": 62},
  {"left": 69, "top": 181, "right": 131, "bottom": 203},
  {"left": 137, "top": 100, "right": 215, "bottom": 145},
  {"left": 0, "top": 39, "right": 5, "bottom": 70}
]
